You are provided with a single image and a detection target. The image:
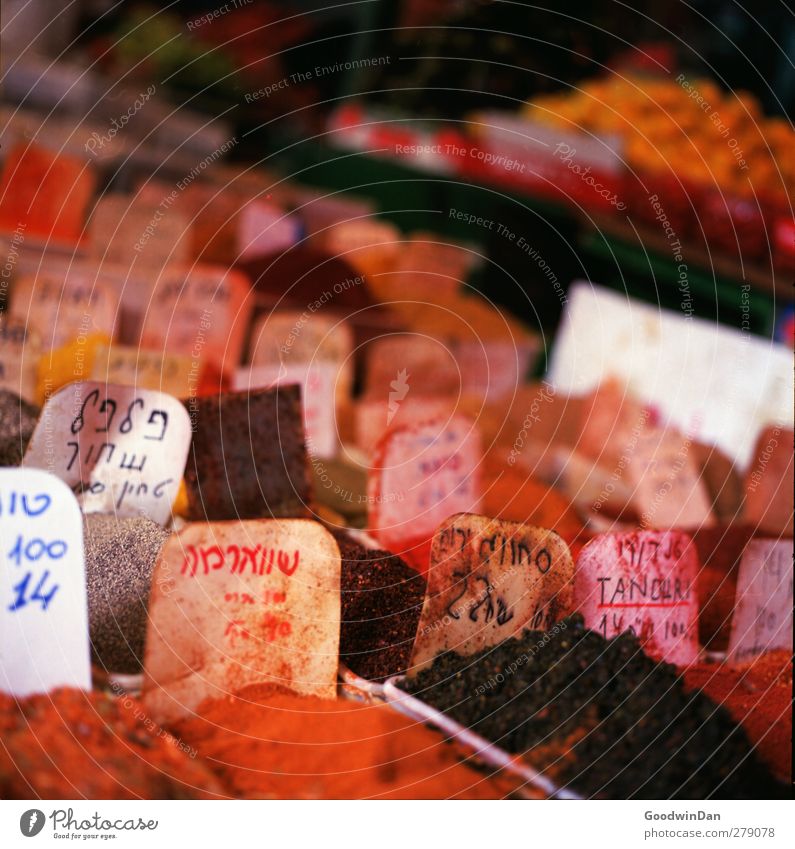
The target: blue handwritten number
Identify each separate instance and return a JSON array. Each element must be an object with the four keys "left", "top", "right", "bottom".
[
  {"left": 6, "top": 536, "right": 67, "bottom": 566},
  {"left": 8, "top": 570, "right": 59, "bottom": 612}
]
